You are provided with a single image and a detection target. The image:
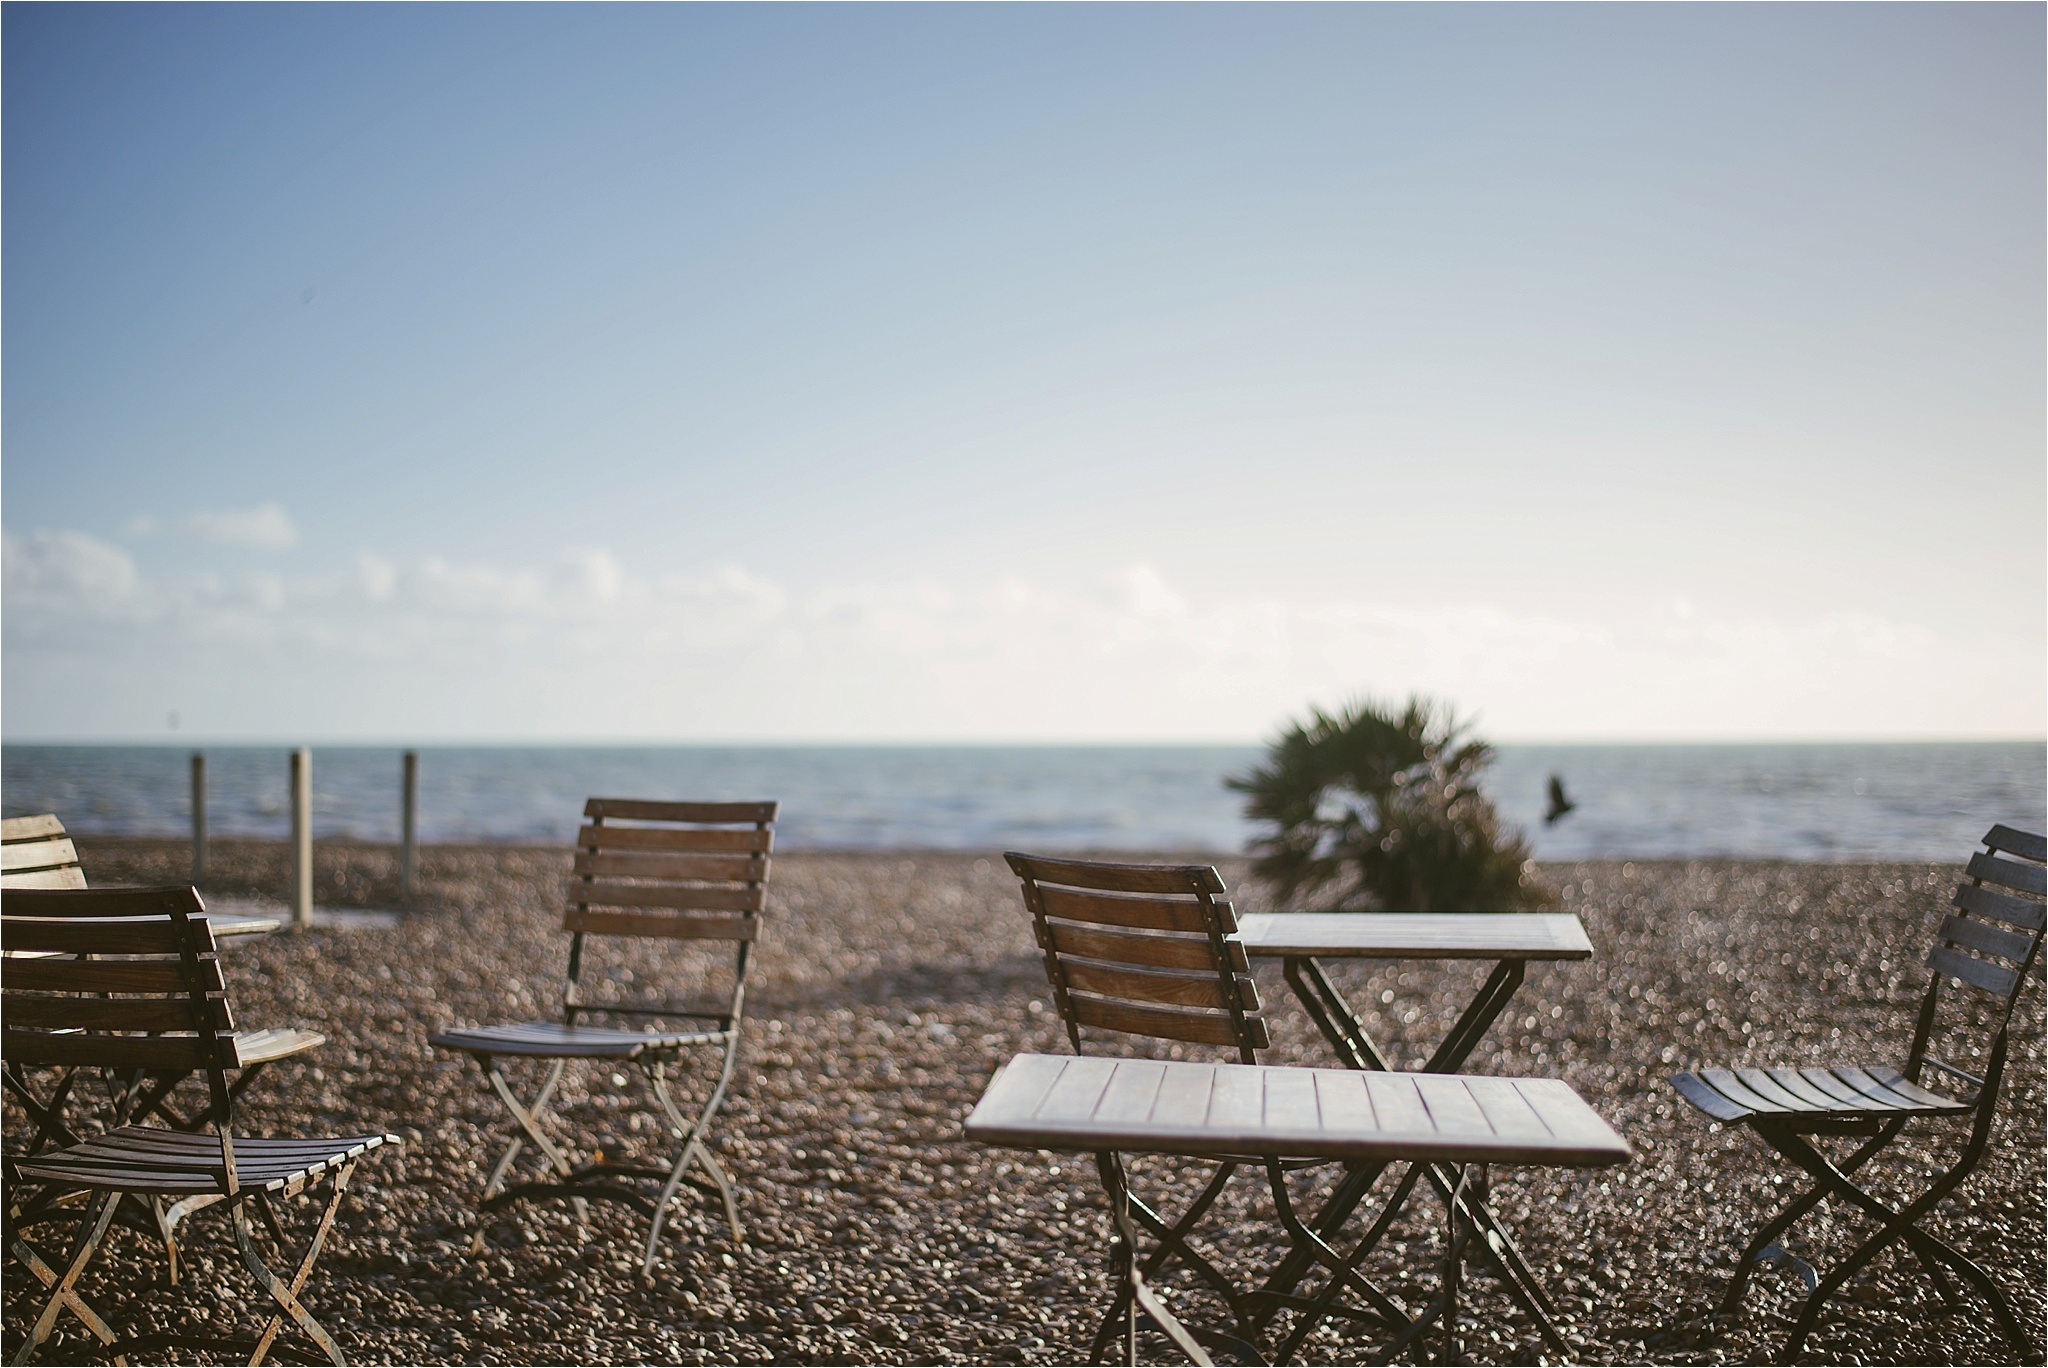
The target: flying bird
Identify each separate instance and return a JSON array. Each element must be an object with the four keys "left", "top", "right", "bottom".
[{"left": 1544, "top": 775, "right": 1577, "bottom": 826}]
